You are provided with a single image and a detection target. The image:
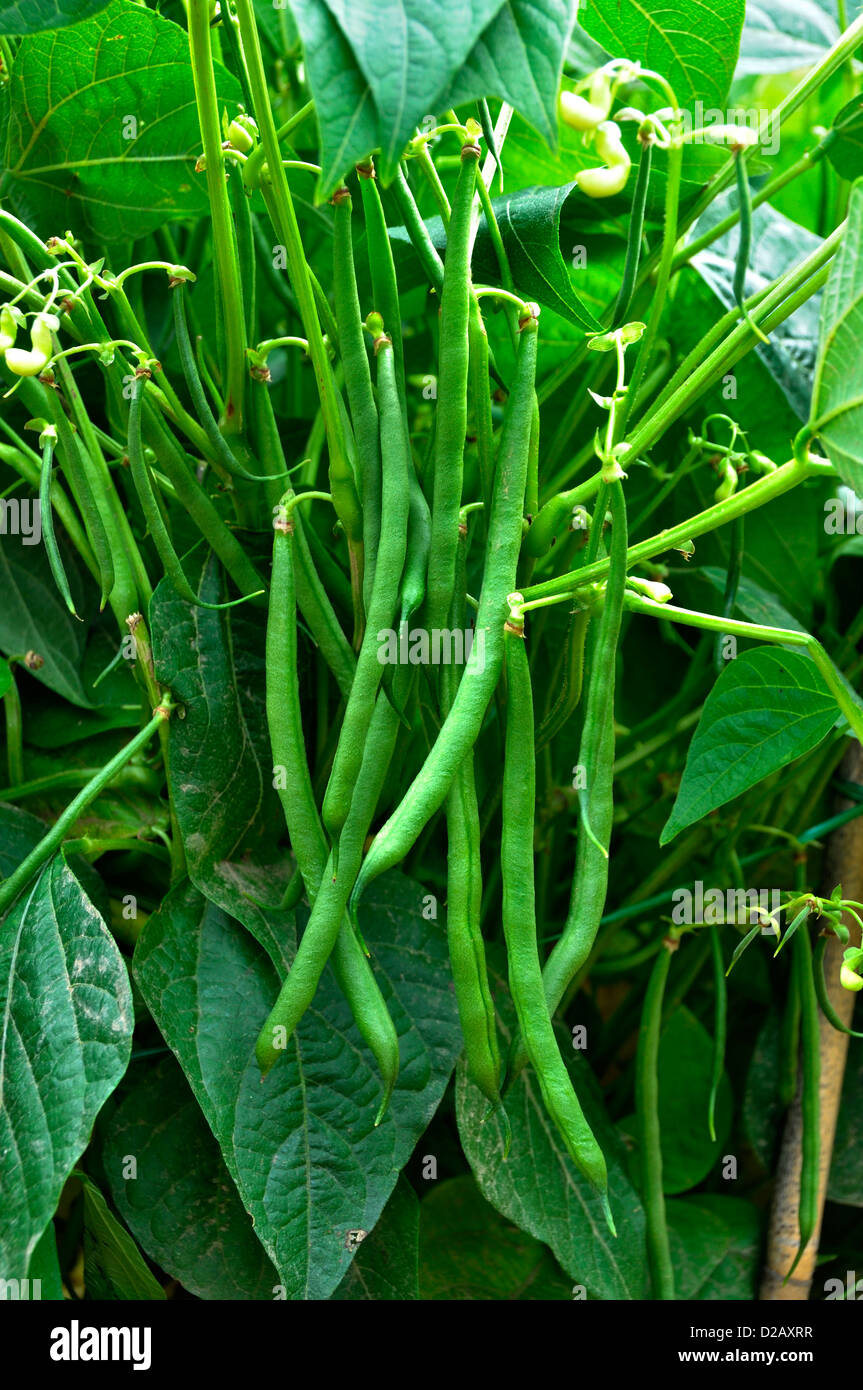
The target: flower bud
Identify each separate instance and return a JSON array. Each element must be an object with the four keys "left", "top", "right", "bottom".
[
  {"left": 559, "top": 90, "right": 609, "bottom": 133},
  {"left": 840, "top": 962, "right": 863, "bottom": 992}
]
